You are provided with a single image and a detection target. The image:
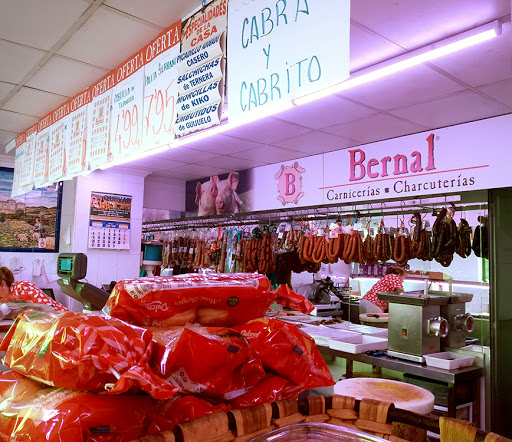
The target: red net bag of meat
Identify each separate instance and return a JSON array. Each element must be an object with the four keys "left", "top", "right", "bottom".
[
  {"left": 0, "top": 311, "right": 177, "bottom": 399},
  {"left": 104, "top": 273, "right": 311, "bottom": 327},
  {"left": 0, "top": 371, "right": 153, "bottom": 442},
  {"left": 149, "top": 324, "right": 266, "bottom": 401},
  {"left": 147, "top": 394, "right": 231, "bottom": 435},
  {"left": 232, "top": 318, "right": 334, "bottom": 391}
]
